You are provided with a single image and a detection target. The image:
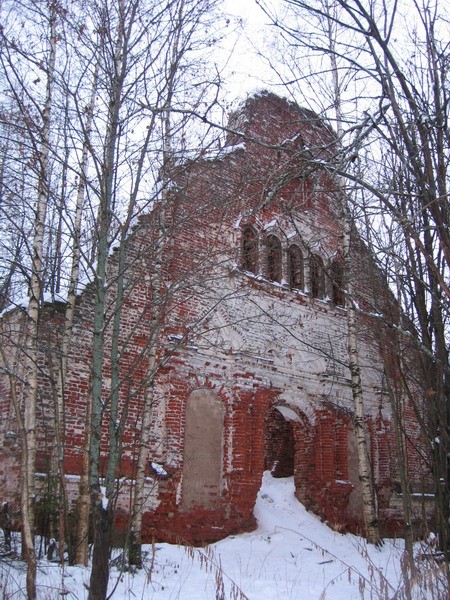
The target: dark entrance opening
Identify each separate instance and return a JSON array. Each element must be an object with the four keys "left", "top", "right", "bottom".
[{"left": 265, "top": 405, "right": 295, "bottom": 478}]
